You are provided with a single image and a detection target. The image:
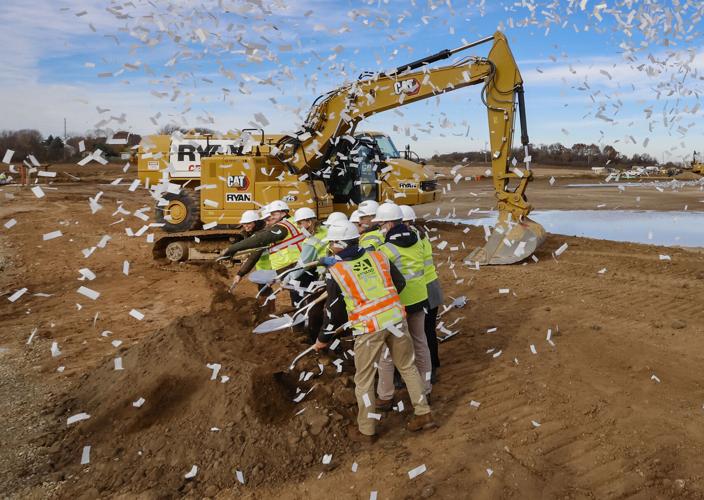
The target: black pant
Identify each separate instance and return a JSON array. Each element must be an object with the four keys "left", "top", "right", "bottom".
[{"left": 424, "top": 307, "right": 440, "bottom": 368}]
